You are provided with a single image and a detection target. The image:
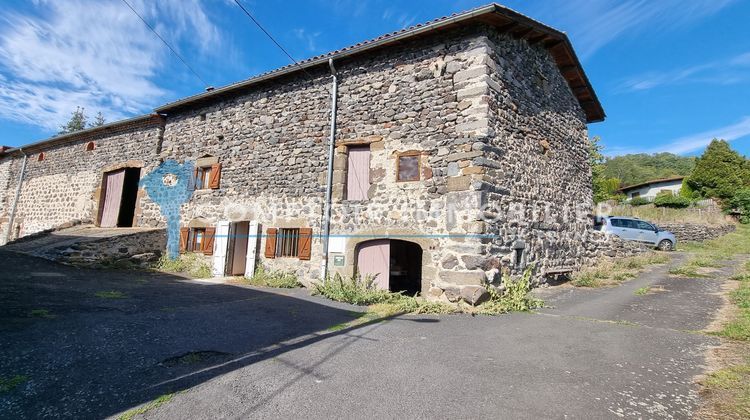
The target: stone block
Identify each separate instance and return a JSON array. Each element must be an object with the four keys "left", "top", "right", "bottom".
[
  {"left": 447, "top": 176, "right": 471, "bottom": 192},
  {"left": 460, "top": 285, "right": 489, "bottom": 305},
  {"left": 439, "top": 270, "right": 484, "bottom": 286}
]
